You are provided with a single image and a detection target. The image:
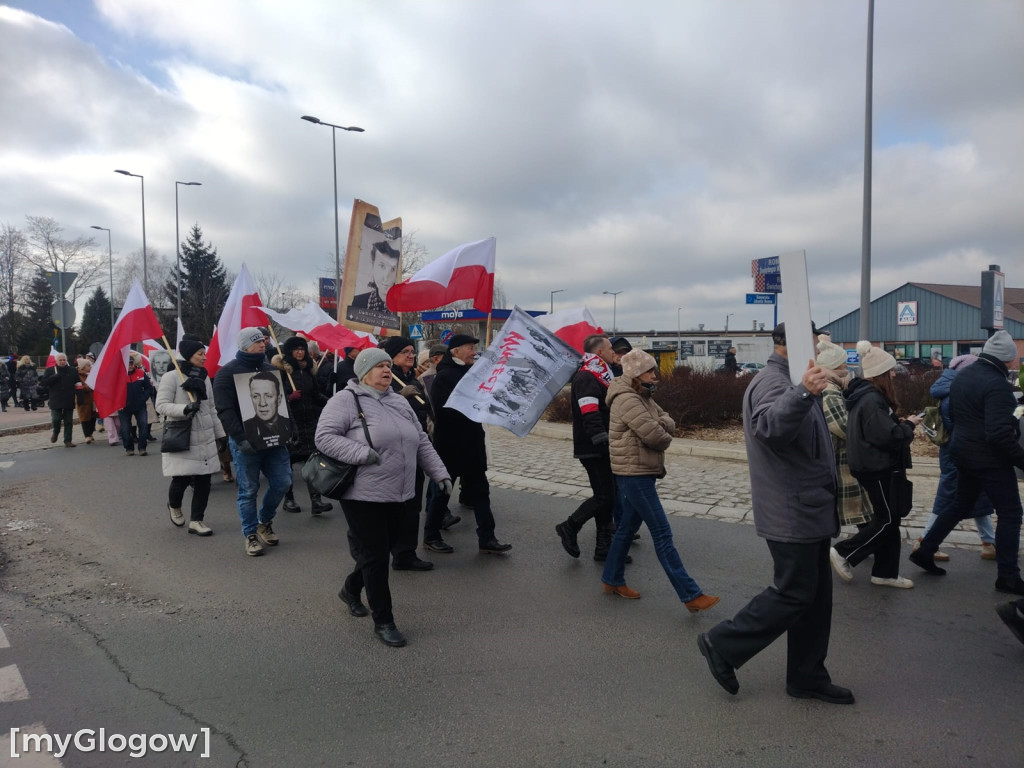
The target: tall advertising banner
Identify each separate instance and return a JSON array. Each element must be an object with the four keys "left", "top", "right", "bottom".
[
  {"left": 341, "top": 199, "right": 402, "bottom": 334},
  {"left": 778, "top": 250, "right": 814, "bottom": 387}
]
